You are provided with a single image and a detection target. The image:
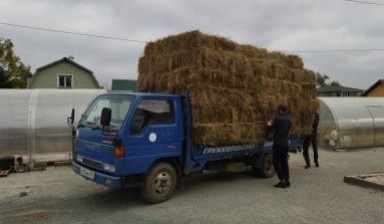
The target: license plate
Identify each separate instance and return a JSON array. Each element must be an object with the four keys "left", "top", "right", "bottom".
[{"left": 80, "top": 167, "right": 95, "bottom": 180}]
